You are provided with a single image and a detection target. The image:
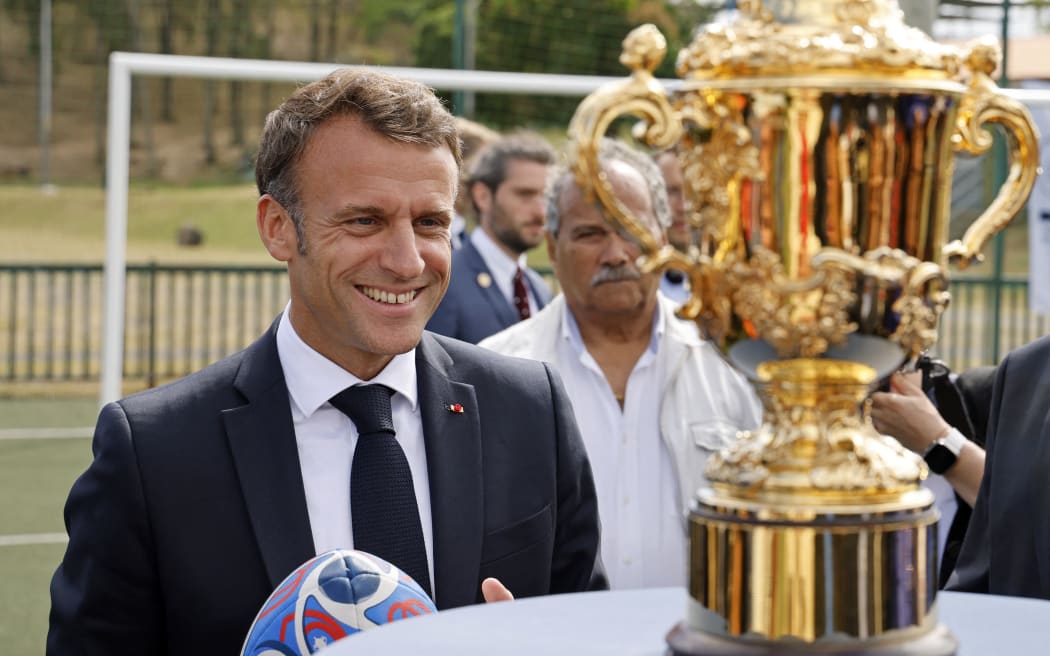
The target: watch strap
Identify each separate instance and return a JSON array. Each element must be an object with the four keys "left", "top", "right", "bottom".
[{"left": 923, "top": 427, "right": 966, "bottom": 475}]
